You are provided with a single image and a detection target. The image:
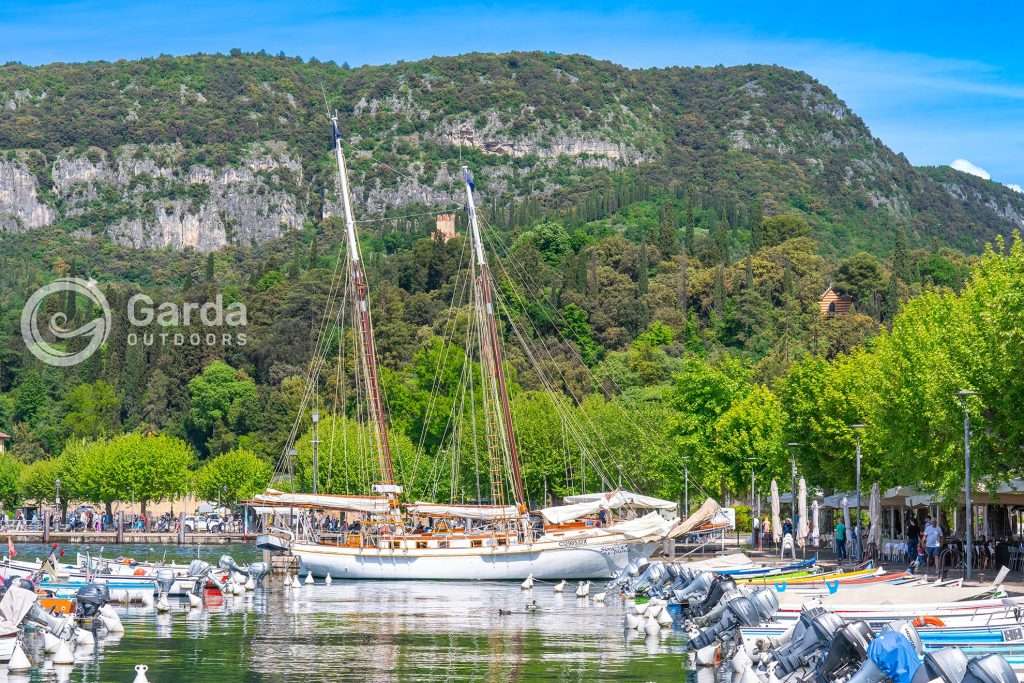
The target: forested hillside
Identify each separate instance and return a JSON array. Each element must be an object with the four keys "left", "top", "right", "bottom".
[{"left": 0, "top": 51, "right": 1021, "bottom": 510}]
